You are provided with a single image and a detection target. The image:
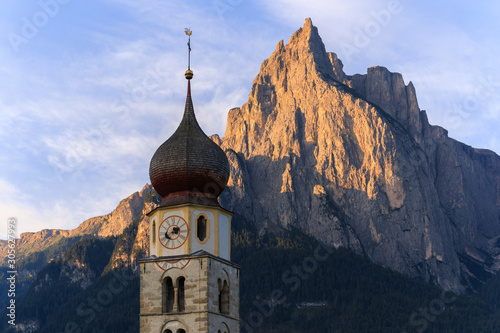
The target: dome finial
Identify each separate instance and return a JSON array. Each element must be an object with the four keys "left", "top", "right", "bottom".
[{"left": 184, "top": 28, "right": 193, "bottom": 80}]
